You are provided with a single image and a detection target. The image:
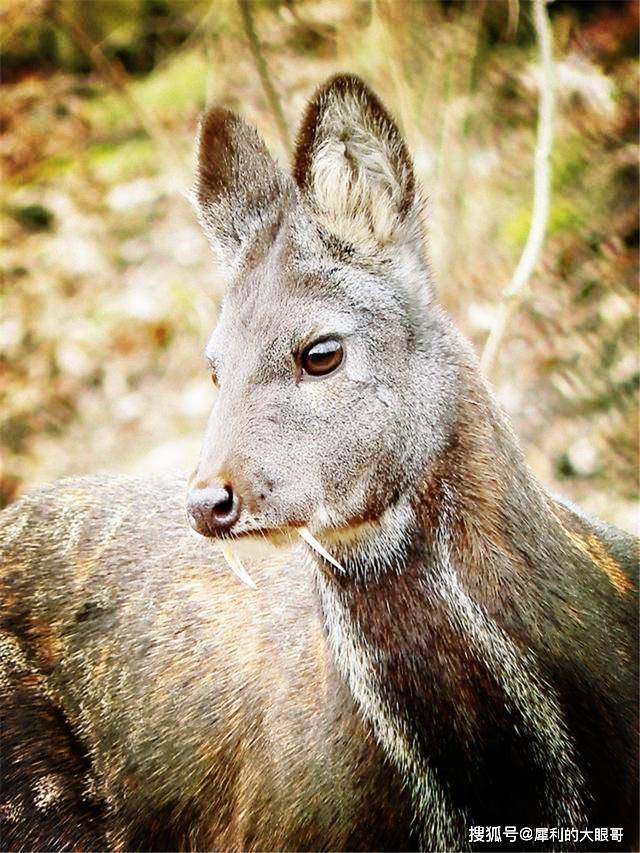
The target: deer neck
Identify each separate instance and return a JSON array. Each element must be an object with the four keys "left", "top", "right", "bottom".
[{"left": 311, "top": 383, "right": 585, "bottom": 850}]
